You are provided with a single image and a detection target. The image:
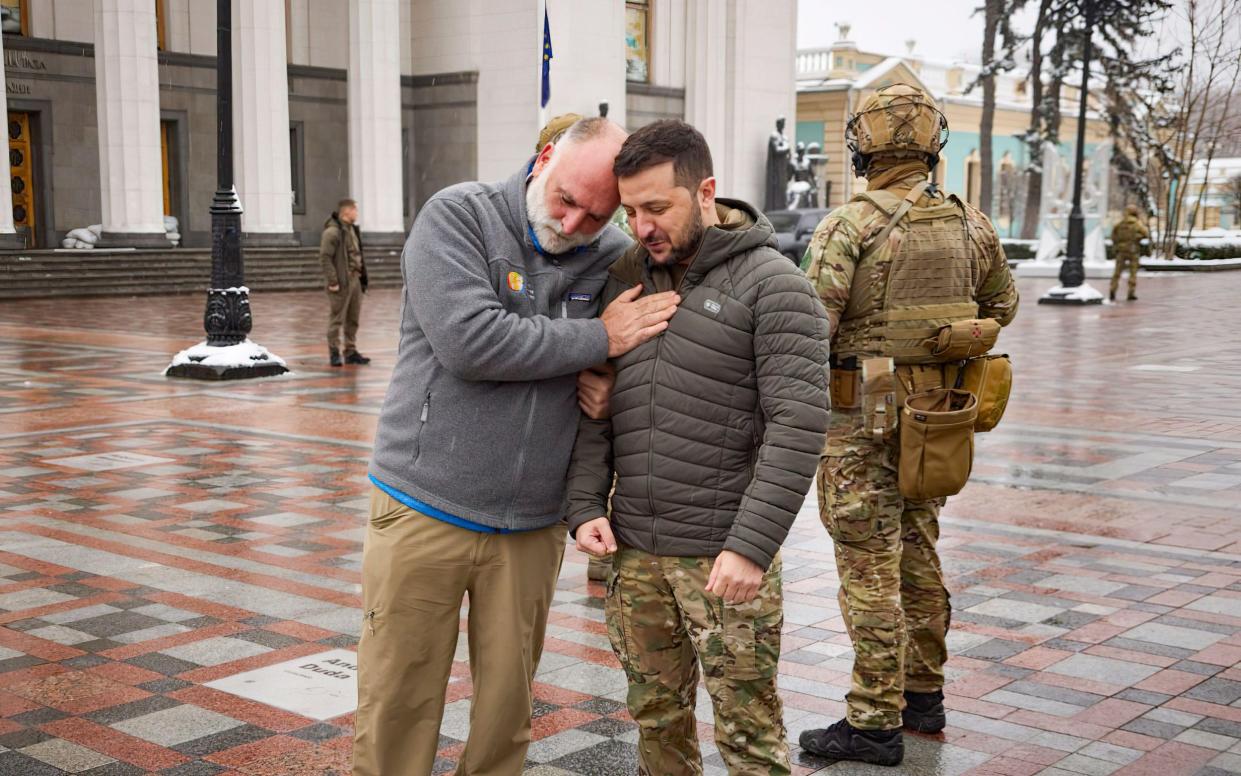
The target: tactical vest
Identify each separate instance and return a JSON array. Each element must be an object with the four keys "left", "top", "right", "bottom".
[{"left": 834, "top": 181, "right": 981, "bottom": 365}]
